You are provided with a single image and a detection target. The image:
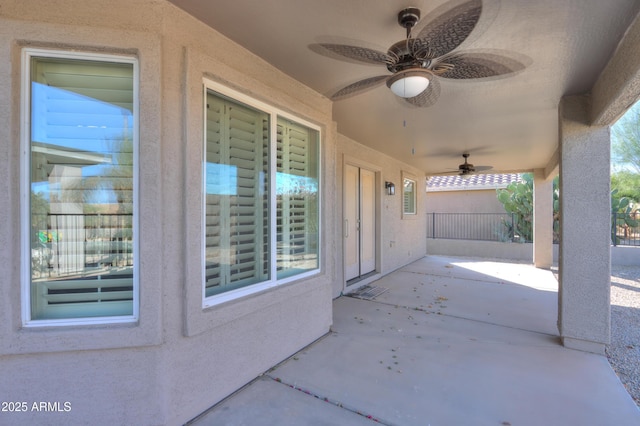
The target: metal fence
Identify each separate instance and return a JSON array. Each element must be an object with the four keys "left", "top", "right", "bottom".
[
  {"left": 428, "top": 212, "right": 640, "bottom": 246},
  {"left": 426, "top": 213, "right": 524, "bottom": 242},
  {"left": 612, "top": 212, "right": 640, "bottom": 246},
  {"left": 32, "top": 213, "right": 134, "bottom": 278}
]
